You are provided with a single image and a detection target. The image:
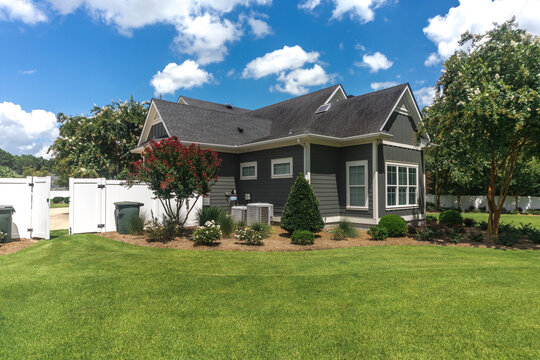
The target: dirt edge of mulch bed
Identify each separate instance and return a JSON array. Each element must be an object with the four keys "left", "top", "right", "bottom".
[
  {"left": 0, "top": 238, "right": 39, "bottom": 256},
  {"left": 100, "top": 225, "right": 540, "bottom": 252}
]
